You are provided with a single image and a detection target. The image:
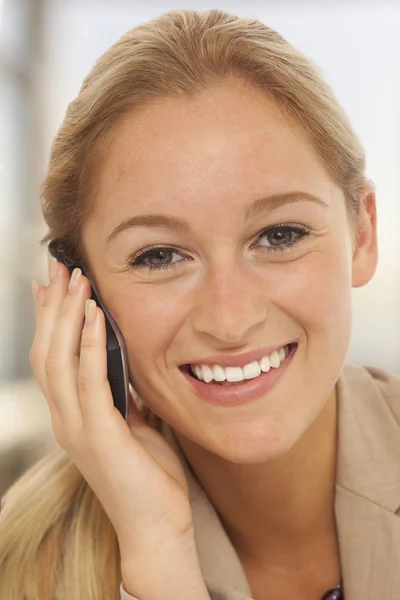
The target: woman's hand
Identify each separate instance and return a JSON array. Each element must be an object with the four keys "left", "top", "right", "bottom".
[{"left": 29, "top": 257, "right": 194, "bottom": 562}]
